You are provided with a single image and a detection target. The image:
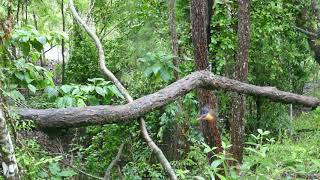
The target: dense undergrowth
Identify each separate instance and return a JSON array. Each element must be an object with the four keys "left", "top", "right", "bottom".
[{"left": 7, "top": 101, "right": 320, "bottom": 179}]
